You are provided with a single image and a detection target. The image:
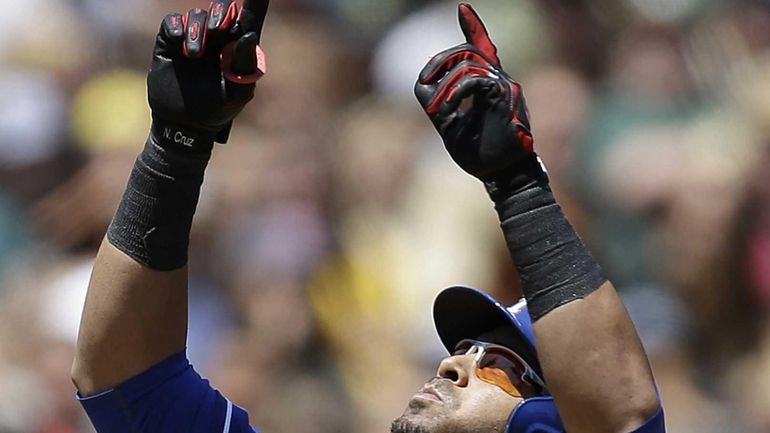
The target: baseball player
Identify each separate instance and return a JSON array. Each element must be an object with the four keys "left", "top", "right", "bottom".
[
  {"left": 399, "top": 4, "right": 665, "bottom": 433},
  {"left": 71, "top": 1, "right": 665, "bottom": 433}
]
